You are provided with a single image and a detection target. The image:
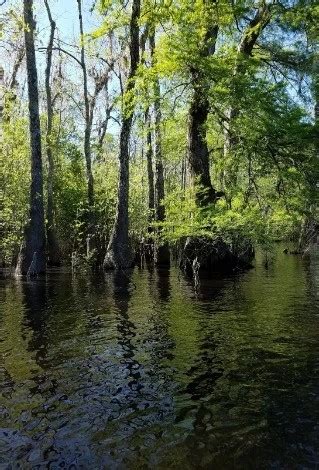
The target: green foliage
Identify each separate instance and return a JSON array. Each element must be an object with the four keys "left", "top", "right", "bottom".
[
  {"left": 1, "top": 0, "right": 319, "bottom": 268},
  {"left": 54, "top": 141, "right": 87, "bottom": 254},
  {"left": 160, "top": 184, "right": 304, "bottom": 249},
  {"left": 0, "top": 113, "right": 29, "bottom": 265}
]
